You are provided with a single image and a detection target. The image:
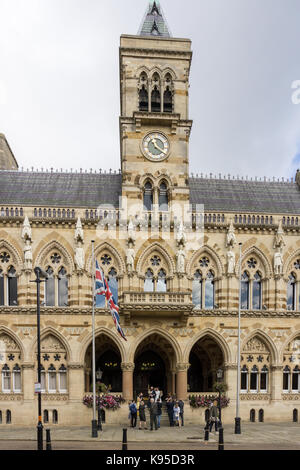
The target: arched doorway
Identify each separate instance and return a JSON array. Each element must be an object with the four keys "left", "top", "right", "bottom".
[
  {"left": 188, "top": 336, "right": 224, "bottom": 393},
  {"left": 84, "top": 335, "right": 122, "bottom": 393},
  {"left": 133, "top": 333, "right": 176, "bottom": 398}
]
